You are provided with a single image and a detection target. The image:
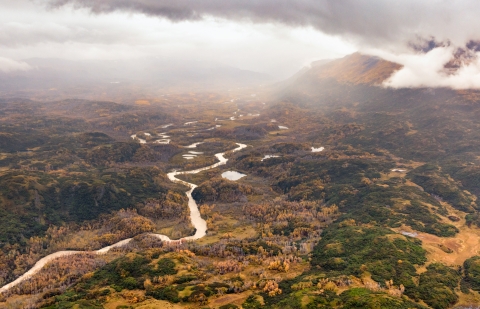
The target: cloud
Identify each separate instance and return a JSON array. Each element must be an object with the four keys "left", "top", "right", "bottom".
[
  {"left": 45, "top": 0, "right": 480, "bottom": 51},
  {"left": 0, "top": 22, "right": 80, "bottom": 47},
  {"left": 381, "top": 47, "right": 480, "bottom": 89},
  {"left": 44, "top": 0, "right": 480, "bottom": 89},
  {"left": 0, "top": 57, "right": 31, "bottom": 73},
  {"left": 0, "top": 1, "right": 356, "bottom": 78},
  {"left": 0, "top": 0, "right": 477, "bottom": 88},
  {"left": 0, "top": 18, "right": 150, "bottom": 48}
]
